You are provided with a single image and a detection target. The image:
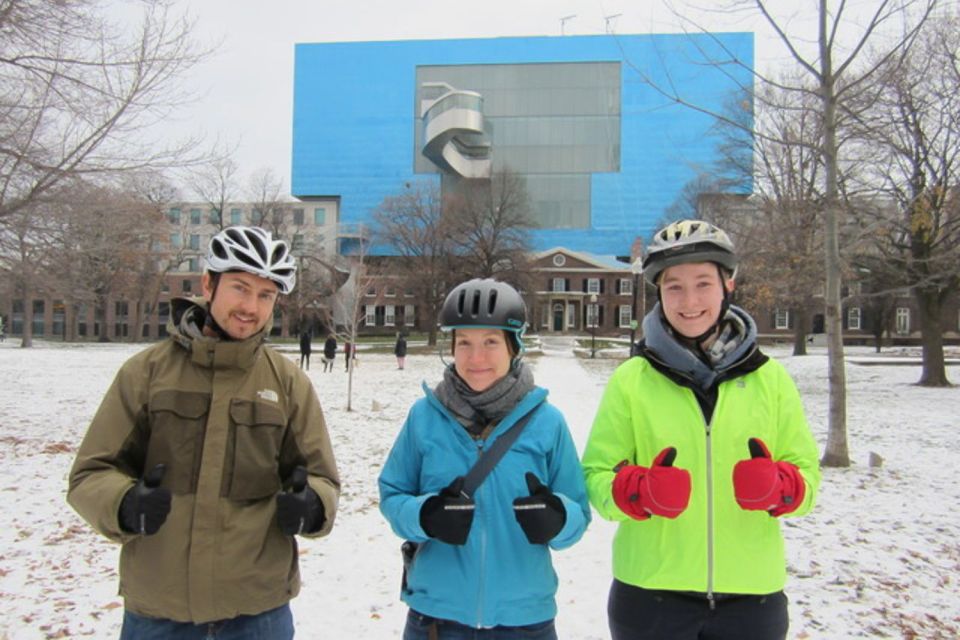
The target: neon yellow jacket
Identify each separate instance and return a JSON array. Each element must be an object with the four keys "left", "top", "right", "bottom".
[{"left": 582, "top": 355, "right": 820, "bottom": 595}]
